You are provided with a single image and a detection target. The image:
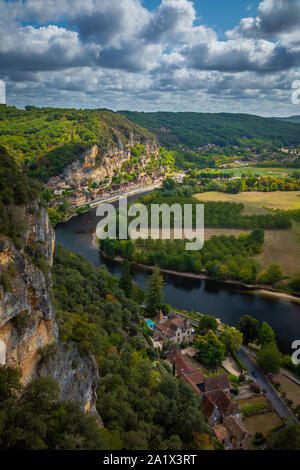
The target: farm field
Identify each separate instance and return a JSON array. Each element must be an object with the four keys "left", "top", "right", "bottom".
[
  {"left": 195, "top": 192, "right": 300, "bottom": 276},
  {"left": 222, "top": 167, "right": 299, "bottom": 177},
  {"left": 196, "top": 191, "right": 300, "bottom": 215},
  {"left": 255, "top": 221, "right": 300, "bottom": 277}
]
